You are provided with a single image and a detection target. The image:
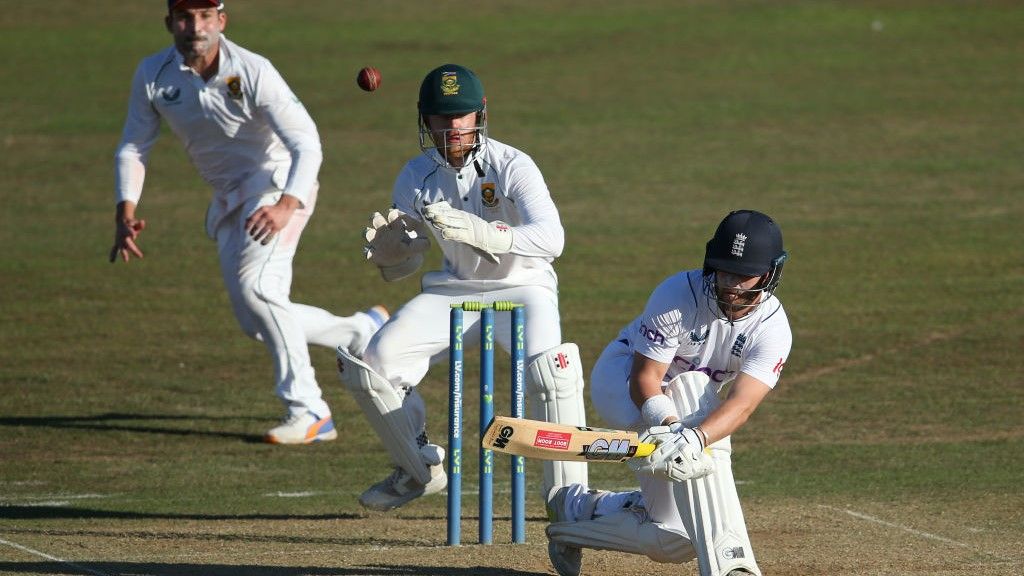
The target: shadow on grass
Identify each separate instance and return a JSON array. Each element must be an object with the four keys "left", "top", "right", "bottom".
[
  {"left": 0, "top": 563, "right": 545, "bottom": 576},
  {"left": 0, "top": 413, "right": 264, "bottom": 443},
  {"left": 0, "top": 507, "right": 548, "bottom": 524},
  {"left": 0, "top": 506, "right": 362, "bottom": 522}
]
